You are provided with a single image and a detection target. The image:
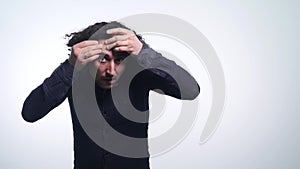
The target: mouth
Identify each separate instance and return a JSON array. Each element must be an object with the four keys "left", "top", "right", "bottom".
[
  {"left": 100, "top": 77, "right": 118, "bottom": 85},
  {"left": 101, "top": 77, "right": 116, "bottom": 81},
  {"left": 97, "top": 77, "right": 118, "bottom": 88}
]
